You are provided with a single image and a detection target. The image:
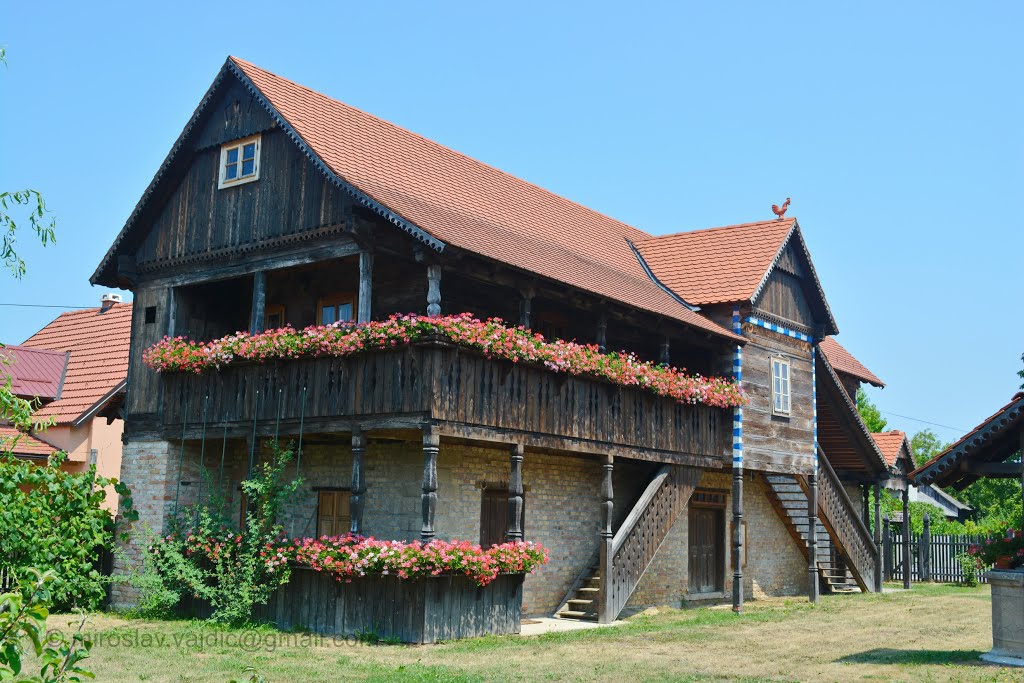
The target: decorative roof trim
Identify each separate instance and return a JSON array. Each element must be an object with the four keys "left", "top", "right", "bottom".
[
  {"left": 743, "top": 316, "right": 812, "bottom": 343},
  {"left": 70, "top": 380, "right": 128, "bottom": 428},
  {"left": 751, "top": 222, "right": 839, "bottom": 337},
  {"left": 91, "top": 58, "right": 444, "bottom": 287},
  {"left": 626, "top": 240, "right": 700, "bottom": 312}
]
